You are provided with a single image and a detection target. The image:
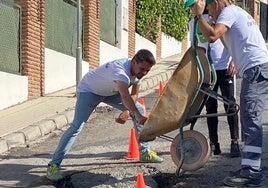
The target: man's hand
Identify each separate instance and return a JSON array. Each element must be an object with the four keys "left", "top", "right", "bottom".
[
  {"left": 115, "top": 110, "right": 130, "bottom": 124},
  {"left": 190, "top": 0, "right": 206, "bottom": 15},
  {"left": 227, "top": 60, "right": 237, "bottom": 77},
  {"left": 134, "top": 113, "right": 147, "bottom": 125}
]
